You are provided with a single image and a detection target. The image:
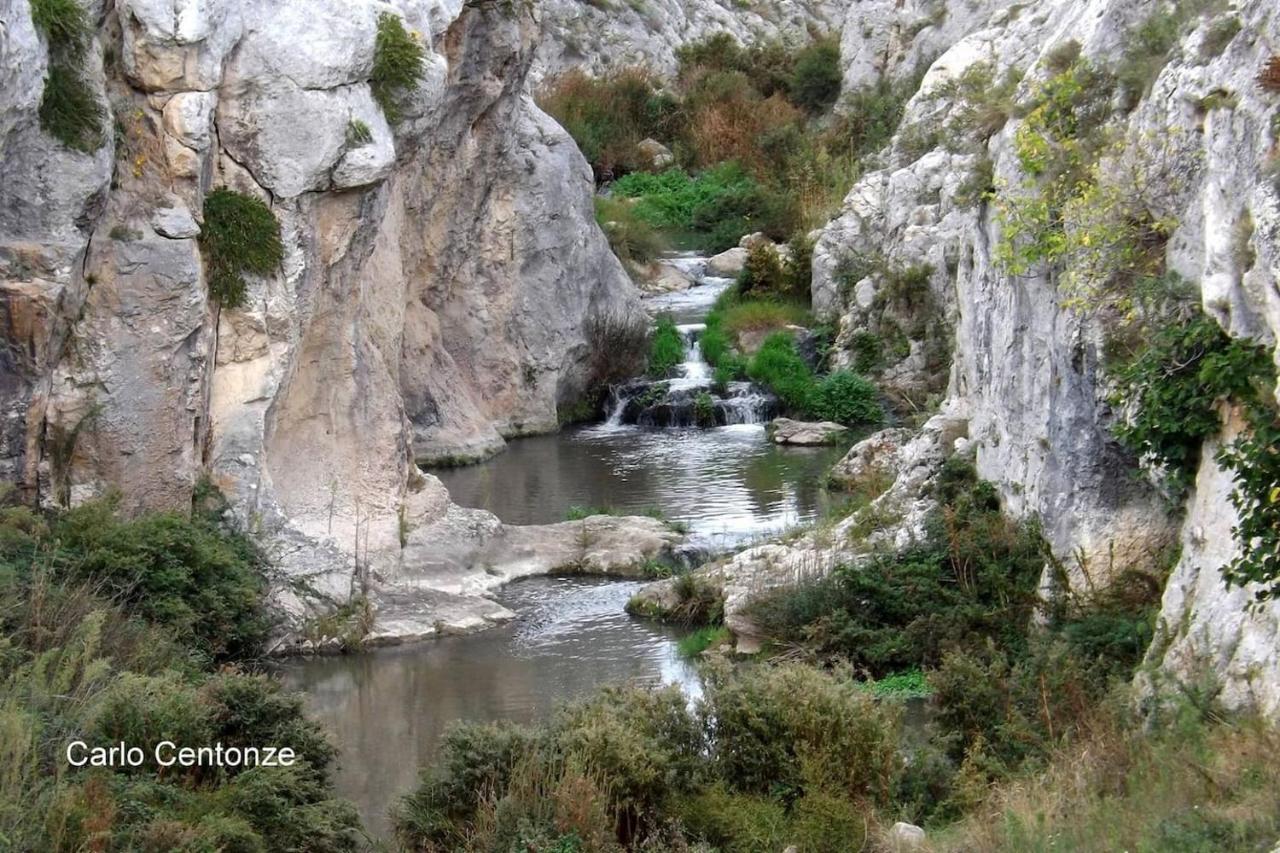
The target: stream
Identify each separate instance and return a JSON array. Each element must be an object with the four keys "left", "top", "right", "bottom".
[{"left": 282, "top": 254, "right": 848, "bottom": 836}]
